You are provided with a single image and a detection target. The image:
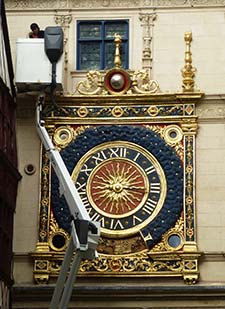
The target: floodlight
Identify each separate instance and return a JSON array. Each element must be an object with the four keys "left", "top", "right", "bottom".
[{"left": 44, "top": 26, "right": 63, "bottom": 64}]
